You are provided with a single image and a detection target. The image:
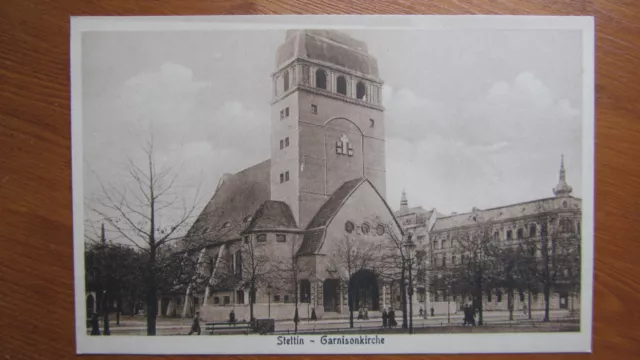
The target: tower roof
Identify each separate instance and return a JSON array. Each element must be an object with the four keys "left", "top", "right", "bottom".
[
  {"left": 276, "top": 29, "right": 380, "bottom": 79},
  {"left": 553, "top": 154, "right": 573, "bottom": 197}
]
